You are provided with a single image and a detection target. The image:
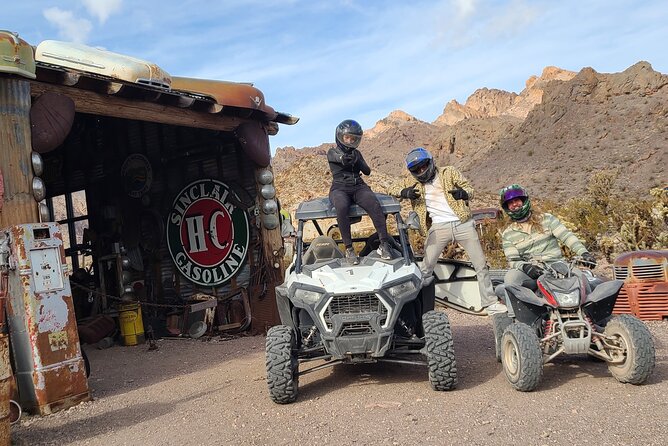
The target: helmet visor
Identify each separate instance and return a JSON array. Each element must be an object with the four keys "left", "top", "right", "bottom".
[
  {"left": 501, "top": 187, "right": 527, "bottom": 205},
  {"left": 341, "top": 133, "right": 362, "bottom": 149},
  {"left": 408, "top": 159, "right": 430, "bottom": 174}
]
